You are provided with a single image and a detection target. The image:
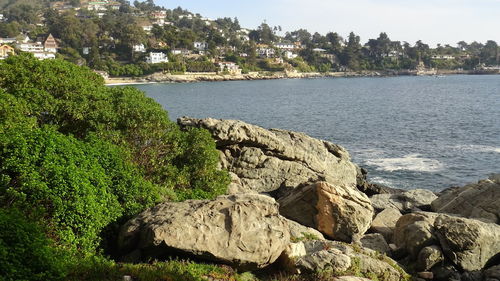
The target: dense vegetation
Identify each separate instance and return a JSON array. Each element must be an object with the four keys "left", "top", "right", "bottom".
[
  {"left": 0, "top": 54, "right": 230, "bottom": 280},
  {"left": 0, "top": 0, "right": 498, "bottom": 75}
]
